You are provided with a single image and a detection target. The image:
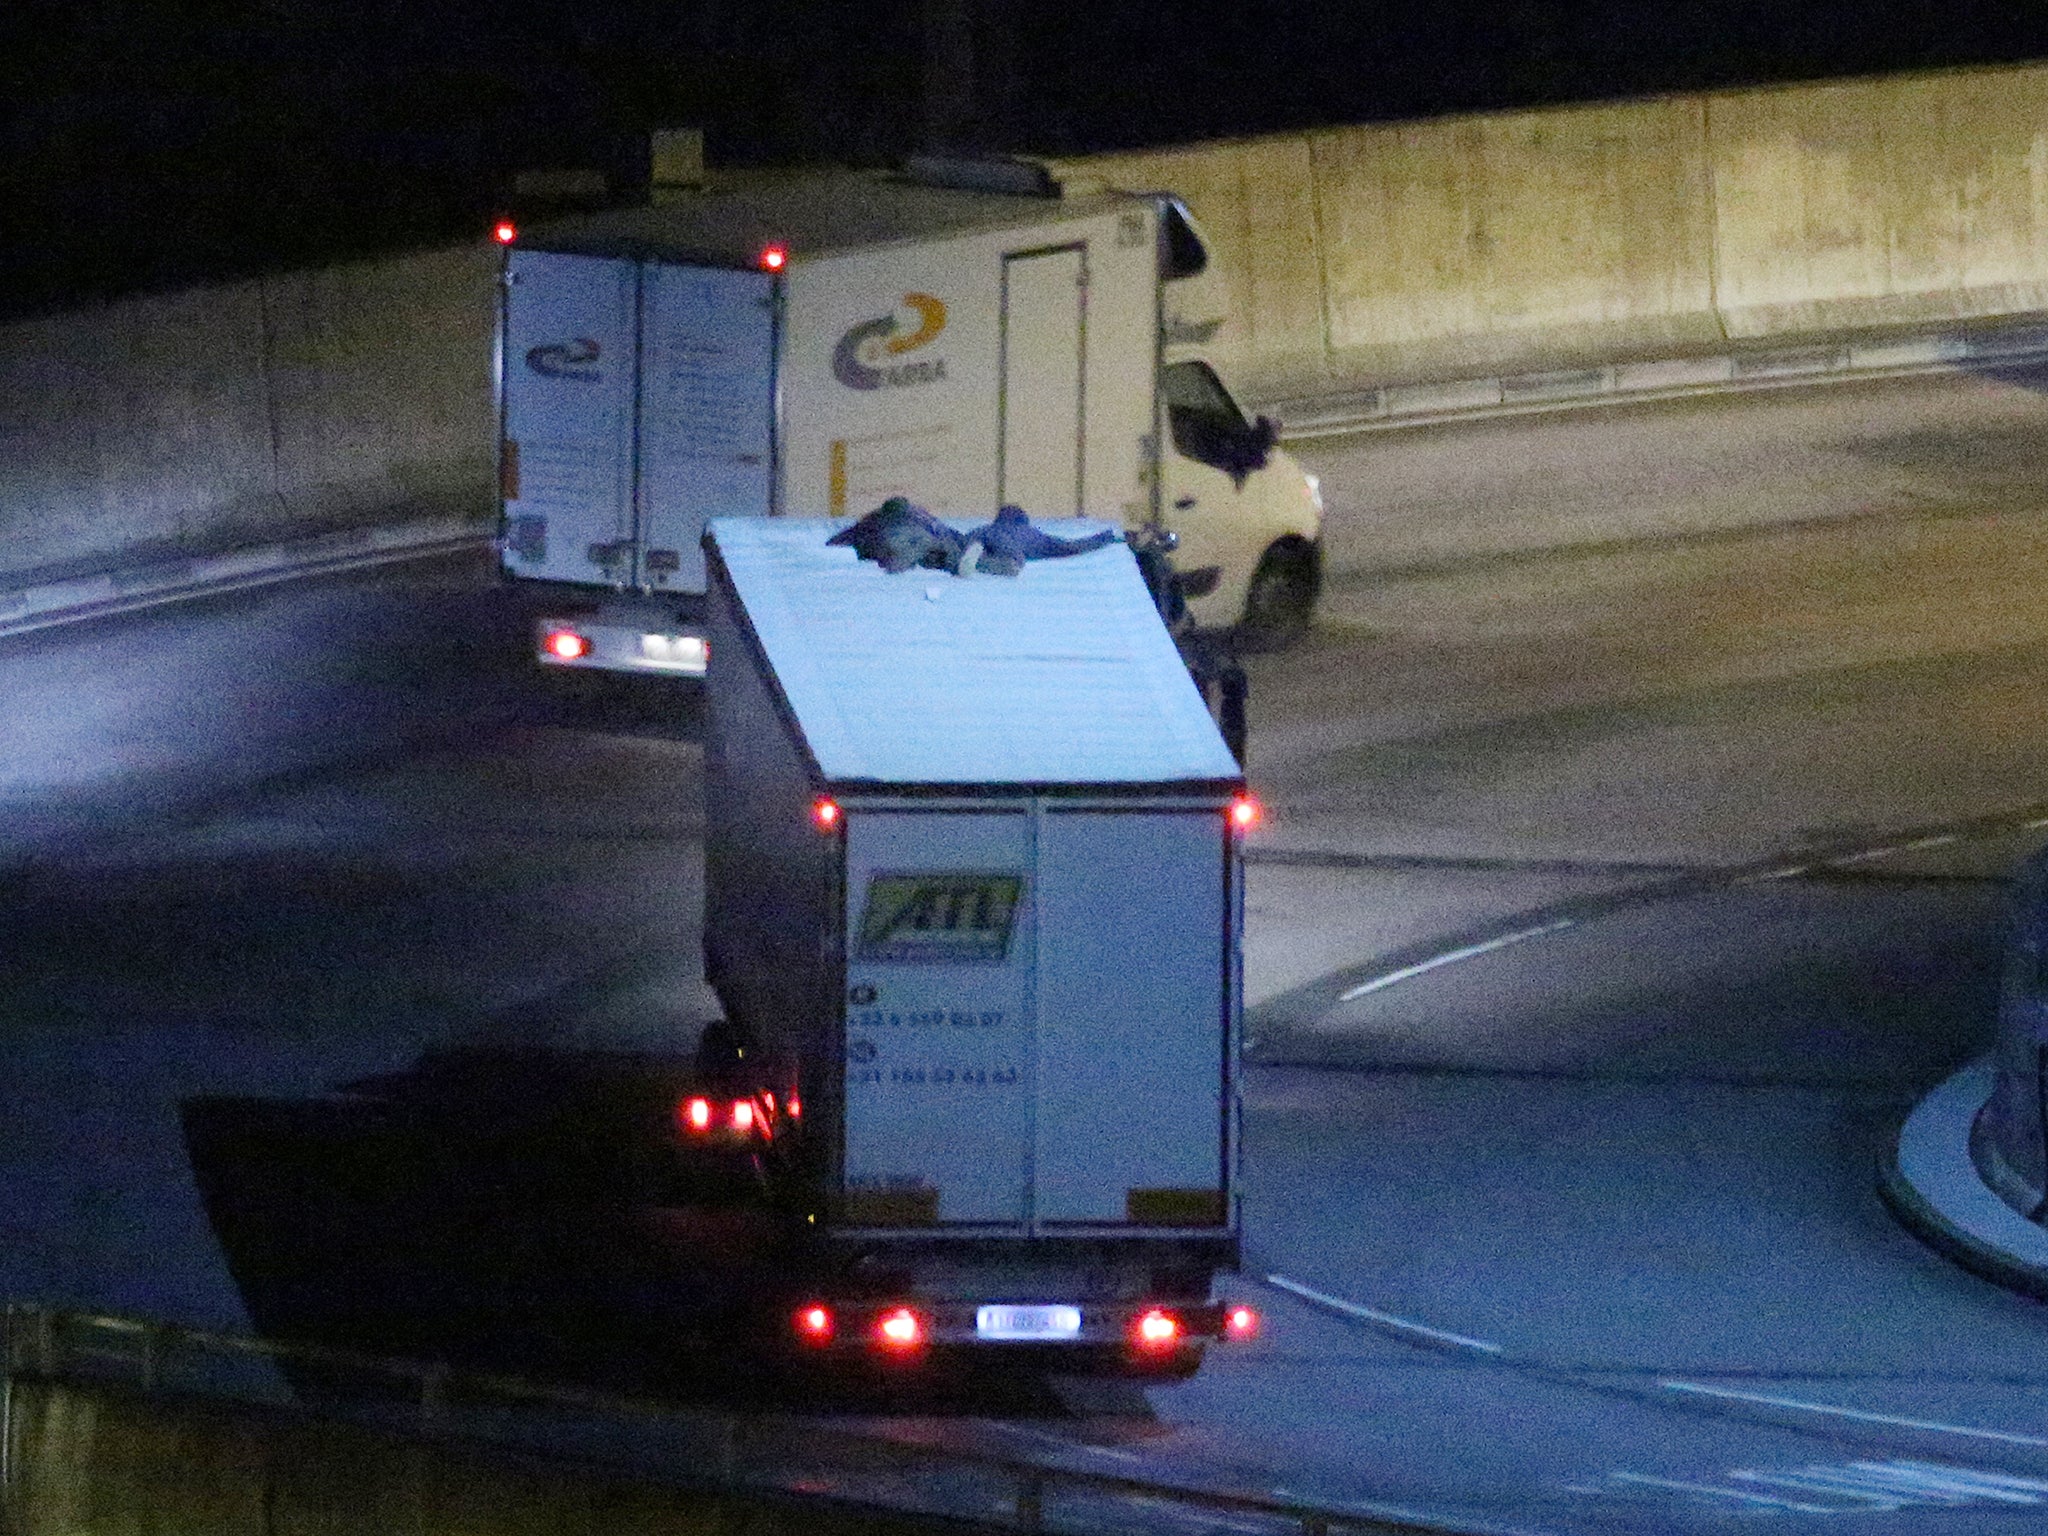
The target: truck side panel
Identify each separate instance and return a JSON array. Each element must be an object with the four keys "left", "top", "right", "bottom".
[
  {"left": 637, "top": 266, "right": 777, "bottom": 591},
  {"left": 500, "top": 251, "right": 639, "bottom": 585},
  {"left": 1034, "top": 807, "right": 1231, "bottom": 1226}
]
